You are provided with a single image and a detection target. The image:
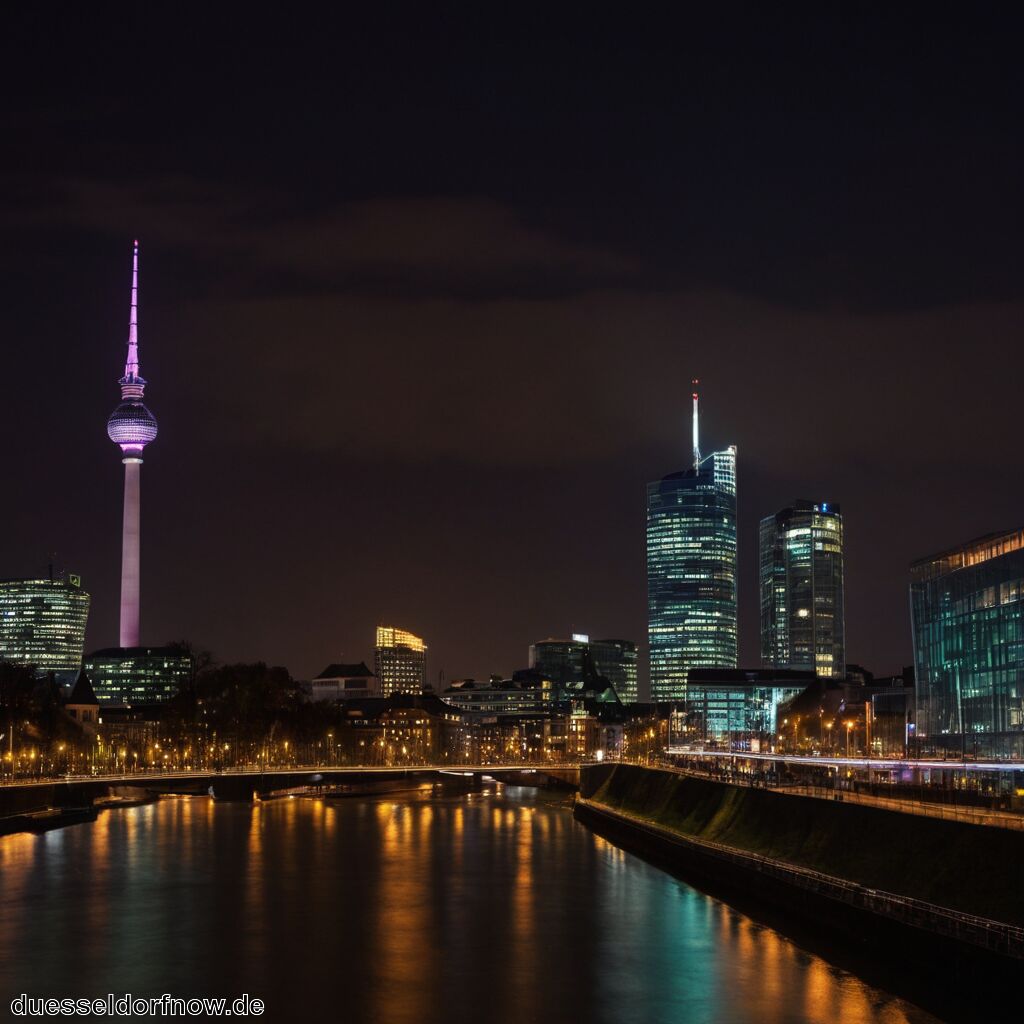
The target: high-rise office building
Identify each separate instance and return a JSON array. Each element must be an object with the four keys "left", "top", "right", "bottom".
[
  {"left": 646, "top": 382, "right": 737, "bottom": 702},
  {"left": 910, "top": 529, "right": 1024, "bottom": 758},
  {"left": 0, "top": 575, "right": 91, "bottom": 685},
  {"left": 83, "top": 646, "right": 193, "bottom": 705},
  {"left": 592, "top": 638, "right": 638, "bottom": 703},
  {"left": 759, "top": 501, "right": 845, "bottom": 678},
  {"left": 106, "top": 241, "right": 158, "bottom": 648},
  {"left": 374, "top": 625, "right": 427, "bottom": 696},
  {"left": 529, "top": 634, "right": 638, "bottom": 702}
]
